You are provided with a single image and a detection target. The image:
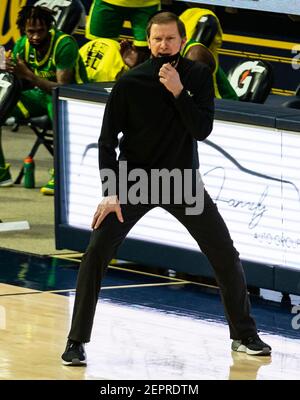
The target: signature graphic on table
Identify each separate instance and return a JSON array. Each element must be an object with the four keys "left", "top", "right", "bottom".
[{"left": 203, "top": 139, "right": 300, "bottom": 229}]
